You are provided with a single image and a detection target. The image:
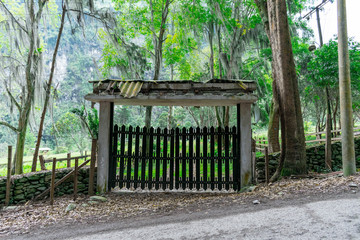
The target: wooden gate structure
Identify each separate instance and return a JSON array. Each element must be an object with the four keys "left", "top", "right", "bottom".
[
  {"left": 110, "top": 125, "right": 240, "bottom": 191},
  {"left": 85, "top": 79, "right": 257, "bottom": 193}
]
